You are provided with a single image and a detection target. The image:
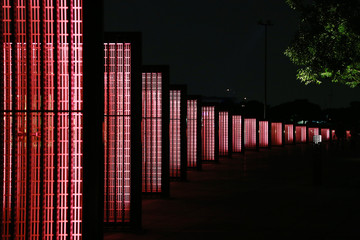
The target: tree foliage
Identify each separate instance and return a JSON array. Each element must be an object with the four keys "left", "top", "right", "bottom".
[{"left": 285, "top": 0, "right": 360, "bottom": 87}]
